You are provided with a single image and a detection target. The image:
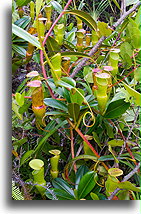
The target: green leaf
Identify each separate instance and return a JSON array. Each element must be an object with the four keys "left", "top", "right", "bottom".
[
  {"left": 84, "top": 71, "right": 93, "bottom": 83},
  {"left": 52, "top": 178, "right": 74, "bottom": 196},
  {"left": 15, "top": 92, "right": 25, "bottom": 107},
  {"left": 34, "top": 120, "right": 67, "bottom": 153},
  {"left": 108, "top": 139, "right": 124, "bottom": 147},
  {"left": 46, "top": 36, "right": 61, "bottom": 57},
  {"left": 111, "top": 0, "right": 121, "bottom": 9},
  {"left": 16, "top": 0, "right": 31, "bottom": 7},
  {"left": 97, "top": 21, "right": 112, "bottom": 36},
  {"left": 65, "top": 10, "right": 97, "bottom": 31},
  {"left": 77, "top": 171, "right": 98, "bottom": 199},
  {"left": 123, "top": 82, "right": 141, "bottom": 106},
  {"left": 120, "top": 42, "right": 133, "bottom": 58},
  {"left": 134, "top": 67, "right": 141, "bottom": 82},
  {"left": 75, "top": 166, "right": 89, "bottom": 190},
  {"left": 20, "top": 150, "right": 34, "bottom": 166},
  {"left": 92, "top": 132, "right": 102, "bottom": 149},
  {"left": 118, "top": 181, "right": 140, "bottom": 192},
  {"left": 57, "top": 79, "right": 75, "bottom": 89},
  {"left": 61, "top": 51, "right": 91, "bottom": 59},
  {"left": 36, "top": 0, "right": 44, "bottom": 17},
  {"left": 61, "top": 77, "right": 76, "bottom": 87},
  {"left": 14, "top": 16, "right": 31, "bottom": 29},
  {"left": 45, "top": 111, "right": 67, "bottom": 116},
  {"left": 90, "top": 192, "right": 99, "bottom": 200},
  {"left": 66, "top": 31, "right": 75, "bottom": 42},
  {"left": 104, "top": 120, "right": 114, "bottom": 138},
  {"left": 12, "top": 101, "right": 23, "bottom": 120},
  {"left": 12, "top": 44, "right": 26, "bottom": 57},
  {"left": 70, "top": 88, "right": 84, "bottom": 106},
  {"left": 51, "top": 1, "right": 63, "bottom": 13},
  {"left": 68, "top": 103, "right": 80, "bottom": 123},
  {"left": 104, "top": 99, "right": 130, "bottom": 119},
  {"left": 105, "top": 175, "right": 119, "bottom": 192},
  {"left": 46, "top": 188, "right": 75, "bottom": 200},
  {"left": 13, "top": 137, "right": 27, "bottom": 147},
  {"left": 12, "top": 24, "right": 41, "bottom": 49},
  {"left": 44, "top": 98, "right": 68, "bottom": 112}
]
